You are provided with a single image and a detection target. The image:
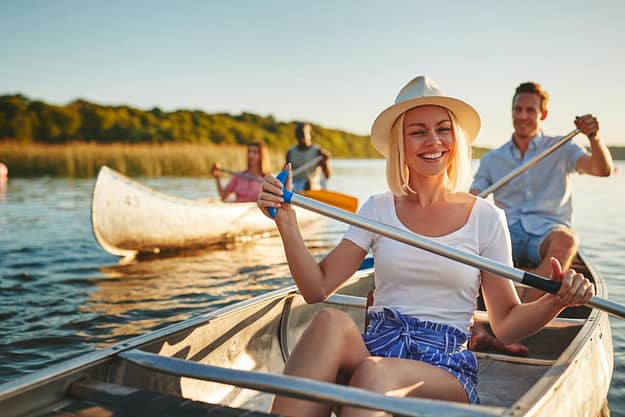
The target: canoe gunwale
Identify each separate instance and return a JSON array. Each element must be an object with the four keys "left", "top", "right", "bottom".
[
  {"left": 0, "top": 268, "right": 374, "bottom": 404},
  {"left": 499, "top": 249, "right": 613, "bottom": 416},
  {"left": 278, "top": 295, "right": 295, "bottom": 363},
  {"left": 503, "top": 304, "right": 610, "bottom": 416},
  {"left": 118, "top": 348, "right": 503, "bottom": 417}
]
